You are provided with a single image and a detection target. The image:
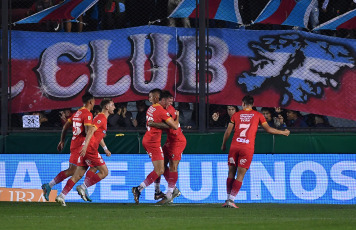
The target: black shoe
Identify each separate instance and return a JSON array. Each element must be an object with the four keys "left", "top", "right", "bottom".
[
  {"left": 154, "top": 191, "right": 166, "bottom": 200},
  {"left": 132, "top": 187, "right": 141, "bottom": 204}
]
